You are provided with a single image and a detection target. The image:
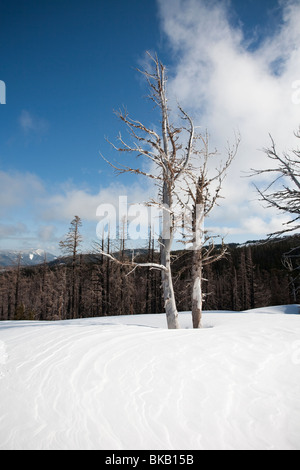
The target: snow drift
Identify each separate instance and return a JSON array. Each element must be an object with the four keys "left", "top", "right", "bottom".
[{"left": 0, "top": 306, "right": 299, "bottom": 450}]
